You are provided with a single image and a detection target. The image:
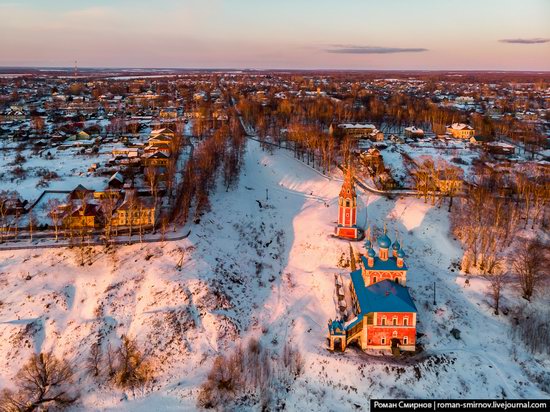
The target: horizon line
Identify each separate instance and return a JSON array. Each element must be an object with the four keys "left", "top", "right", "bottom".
[{"left": 0, "top": 65, "right": 549, "bottom": 74}]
